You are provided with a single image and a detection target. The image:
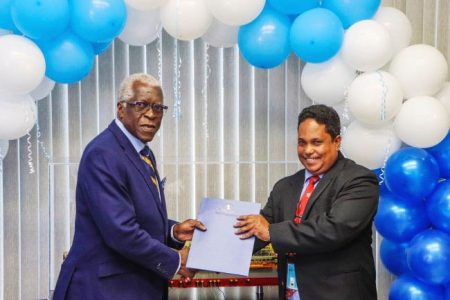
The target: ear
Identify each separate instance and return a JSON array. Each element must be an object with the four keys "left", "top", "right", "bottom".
[
  {"left": 334, "top": 135, "right": 342, "bottom": 149},
  {"left": 117, "top": 102, "right": 125, "bottom": 120}
]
